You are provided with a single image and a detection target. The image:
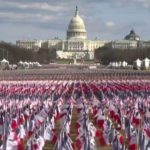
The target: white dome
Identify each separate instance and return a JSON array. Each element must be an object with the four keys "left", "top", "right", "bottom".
[{"left": 67, "top": 6, "right": 87, "bottom": 40}]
